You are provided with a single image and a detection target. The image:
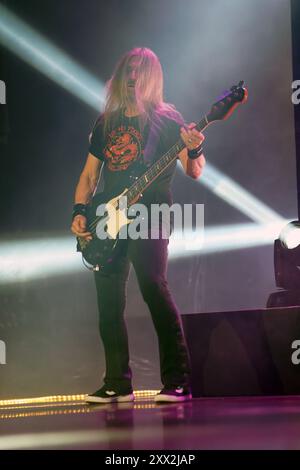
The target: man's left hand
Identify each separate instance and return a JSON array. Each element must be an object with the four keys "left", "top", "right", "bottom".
[{"left": 180, "top": 122, "right": 205, "bottom": 150}]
